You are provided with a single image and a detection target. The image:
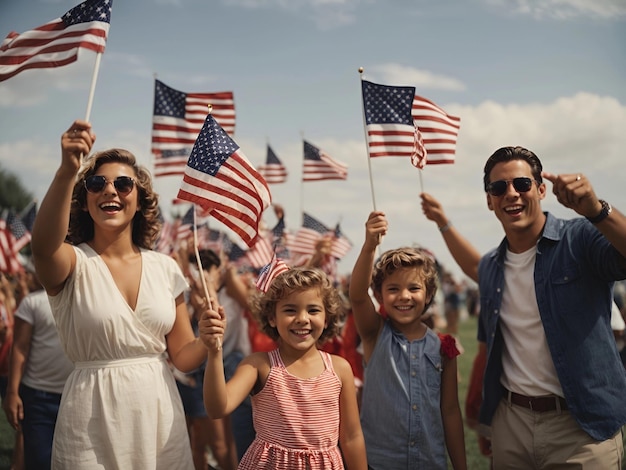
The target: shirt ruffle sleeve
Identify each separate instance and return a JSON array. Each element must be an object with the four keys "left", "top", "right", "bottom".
[{"left": 437, "top": 332, "right": 460, "bottom": 359}]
